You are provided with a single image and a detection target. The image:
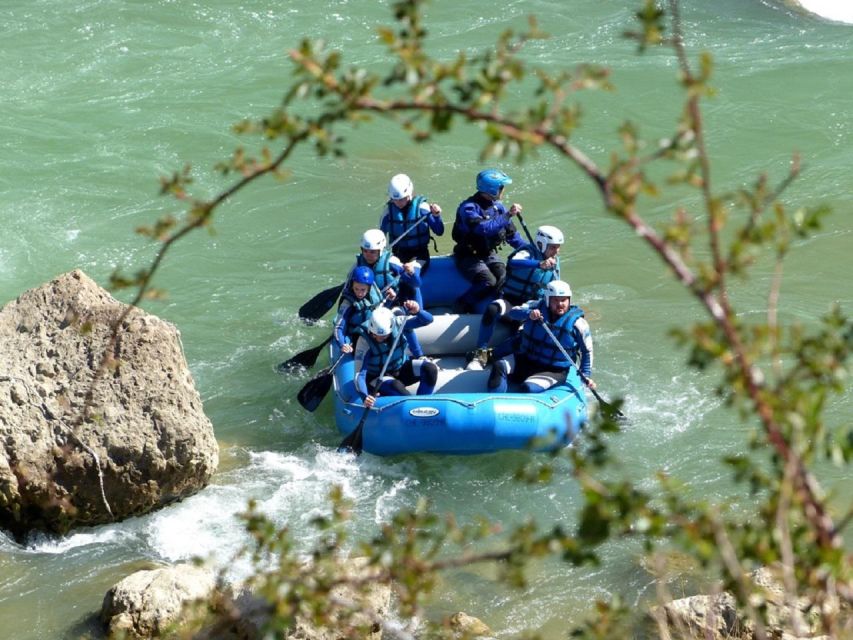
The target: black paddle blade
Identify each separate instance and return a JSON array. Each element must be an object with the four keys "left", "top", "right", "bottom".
[
  {"left": 276, "top": 336, "right": 332, "bottom": 374},
  {"left": 337, "top": 408, "right": 369, "bottom": 455},
  {"left": 297, "top": 372, "right": 333, "bottom": 412},
  {"left": 591, "top": 388, "right": 627, "bottom": 422},
  {"left": 299, "top": 283, "right": 344, "bottom": 322}
]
